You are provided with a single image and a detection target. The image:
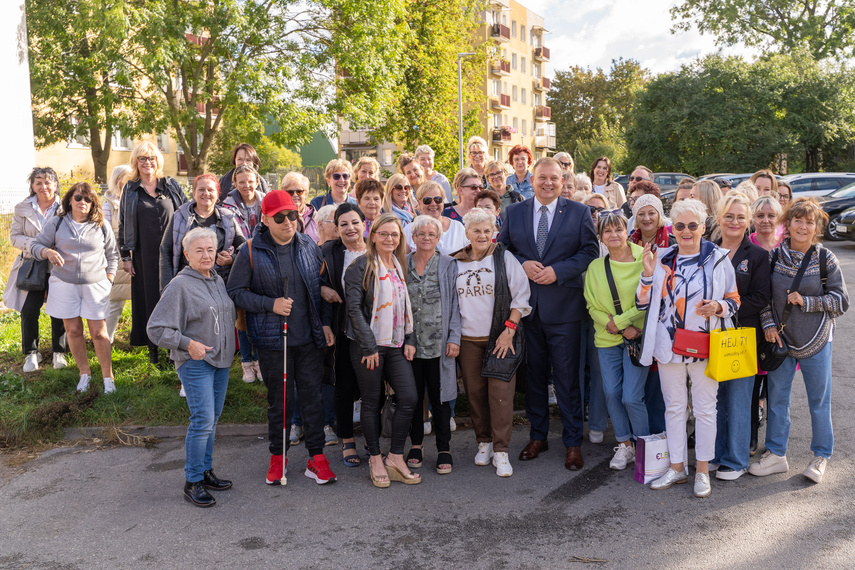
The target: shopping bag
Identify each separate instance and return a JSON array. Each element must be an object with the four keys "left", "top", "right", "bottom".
[
  {"left": 705, "top": 326, "right": 757, "bottom": 382},
  {"left": 634, "top": 433, "right": 670, "bottom": 484}
]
